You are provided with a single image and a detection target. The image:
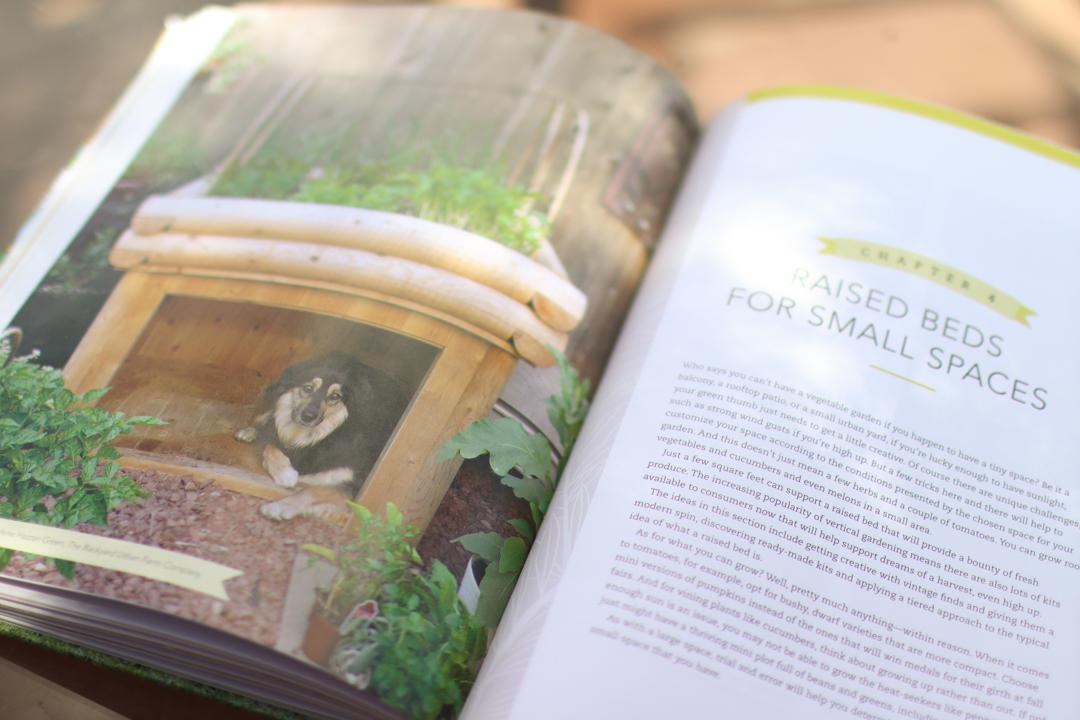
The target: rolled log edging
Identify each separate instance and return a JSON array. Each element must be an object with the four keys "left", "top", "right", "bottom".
[{"left": 132, "top": 195, "right": 586, "bottom": 332}]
